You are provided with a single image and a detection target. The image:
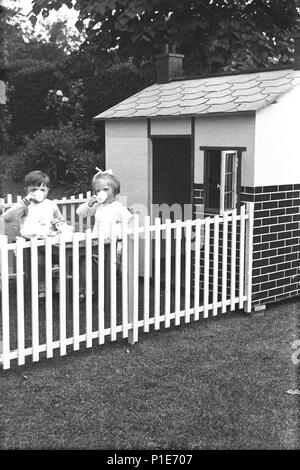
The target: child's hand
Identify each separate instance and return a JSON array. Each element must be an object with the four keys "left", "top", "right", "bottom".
[
  {"left": 87, "top": 196, "right": 98, "bottom": 207},
  {"left": 23, "top": 192, "right": 36, "bottom": 205},
  {"left": 51, "top": 218, "right": 64, "bottom": 232}
]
